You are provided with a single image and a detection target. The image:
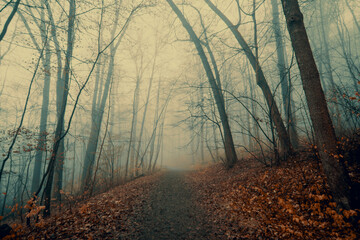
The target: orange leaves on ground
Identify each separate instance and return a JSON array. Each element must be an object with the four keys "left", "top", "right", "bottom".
[
  {"left": 21, "top": 173, "right": 162, "bottom": 239},
  {"left": 188, "top": 158, "right": 359, "bottom": 239},
  {"left": 343, "top": 209, "right": 357, "bottom": 219}
]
